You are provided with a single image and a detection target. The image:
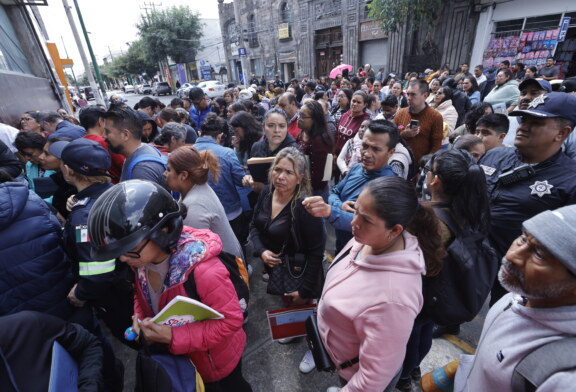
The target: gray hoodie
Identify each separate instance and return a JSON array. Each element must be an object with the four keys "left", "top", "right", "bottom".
[{"left": 456, "top": 293, "right": 576, "bottom": 391}]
